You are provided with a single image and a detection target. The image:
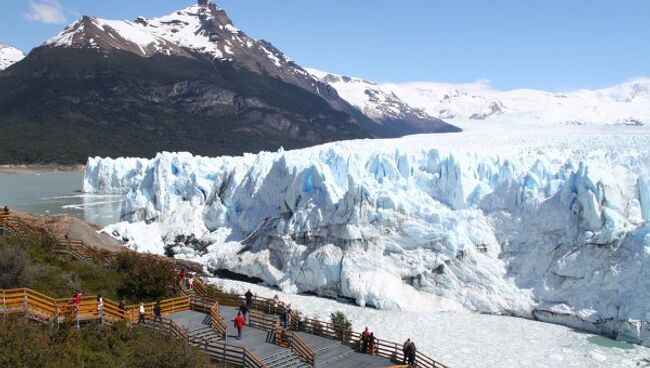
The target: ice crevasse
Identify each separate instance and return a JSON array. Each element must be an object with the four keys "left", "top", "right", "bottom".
[{"left": 84, "top": 134, "right": 650, "bottom": 345}]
